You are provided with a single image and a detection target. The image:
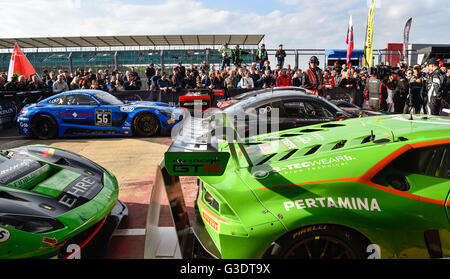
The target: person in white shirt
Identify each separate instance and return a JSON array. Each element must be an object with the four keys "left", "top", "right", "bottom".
[
  {"left": 52, "top": 74, "right": 69, "bottom": 93},
  {"left": 240, "top": 71, "right": 254, "bottom": 89}
]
